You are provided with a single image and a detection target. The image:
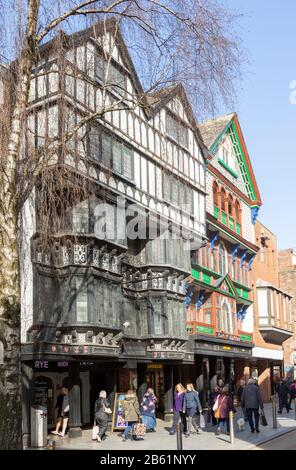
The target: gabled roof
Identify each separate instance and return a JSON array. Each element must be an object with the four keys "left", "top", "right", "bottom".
[
  {"left": 199, "top": 113, "right": 234, "bottom": 149},
  {"left": 213, "top": 273, "right": 237, "bottom": 298},
  {"left": 198, "top": 113, "right": 262, "bottom": 206},
  {"left": 37, "top": 19, "right": 208, "bottom": 163}
]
